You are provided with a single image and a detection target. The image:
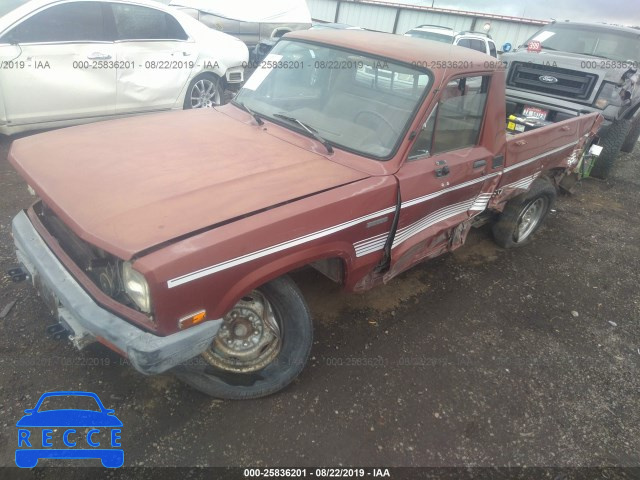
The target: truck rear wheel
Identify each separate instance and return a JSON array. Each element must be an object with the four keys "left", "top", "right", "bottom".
[
  {"left": 590, "top": 119, "right": 631, "bottom": 179},
  {"left": 492, "top": 179, "right": 556, "bottom": 248},
  {"left": 621, "top": 116, "right": 640, "bottom": 153},
  {"left": 174, "top": 275, "right": 313, "bottom": 399}
]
